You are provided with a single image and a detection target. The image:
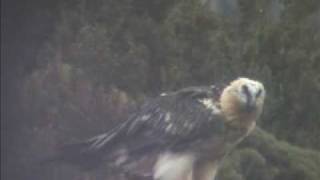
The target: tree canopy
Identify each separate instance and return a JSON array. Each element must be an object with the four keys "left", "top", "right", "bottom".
[{"left": 2, "top": 0, "right": 320, "bottom": 179}]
